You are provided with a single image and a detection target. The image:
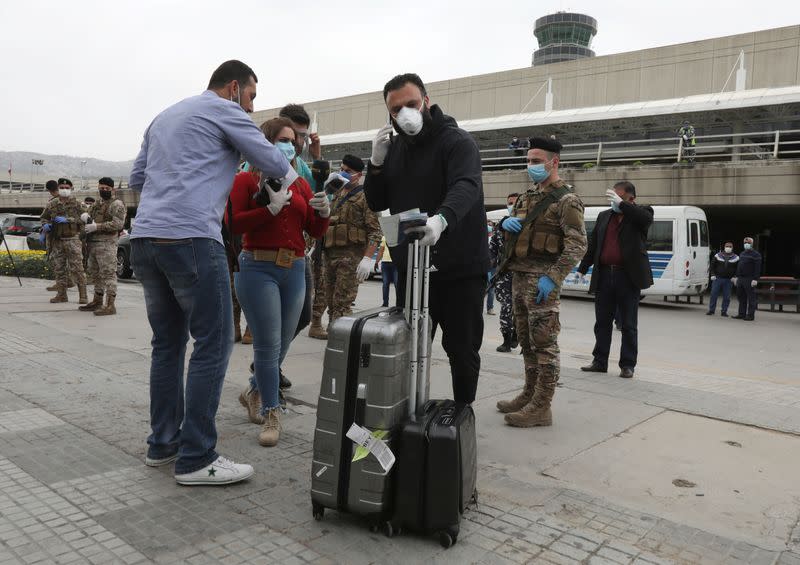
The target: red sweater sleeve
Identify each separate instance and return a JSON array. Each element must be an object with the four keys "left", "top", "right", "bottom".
[
  {"left": 229, "top": 172, "right": 271, "bottom": 234},
  {"left": 298, "top": 180, "right": 330, "bottom": 239}
]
